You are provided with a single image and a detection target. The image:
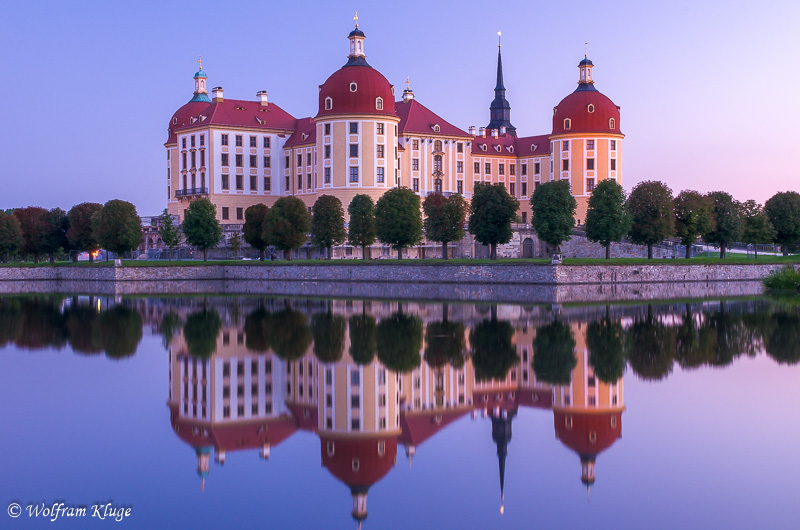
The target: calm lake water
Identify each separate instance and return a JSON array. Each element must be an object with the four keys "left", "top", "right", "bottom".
[{"left": 1, "top": 295, "right": 798, "bottom": 529}]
